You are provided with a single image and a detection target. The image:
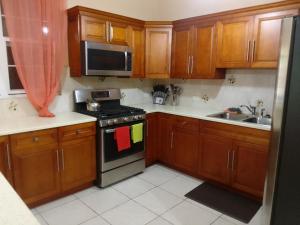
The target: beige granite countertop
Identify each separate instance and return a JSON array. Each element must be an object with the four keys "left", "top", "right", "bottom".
[
  {"left": 133, "top": 103, "right": 271, "bottom": 131},
  {"left": 0, "top": 112, "right": 97, "bottom": 136}
]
